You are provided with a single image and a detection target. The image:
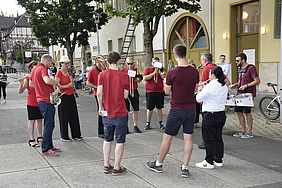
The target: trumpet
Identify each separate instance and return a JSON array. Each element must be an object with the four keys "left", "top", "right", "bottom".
[{"left": 133, "top": 74, "right": 143, "bottom": 83}]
